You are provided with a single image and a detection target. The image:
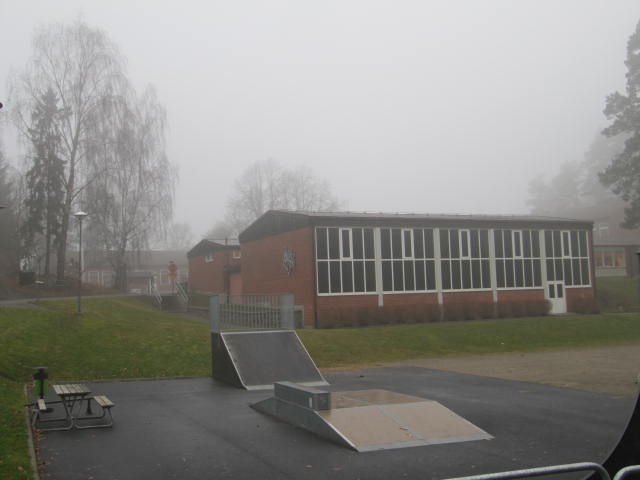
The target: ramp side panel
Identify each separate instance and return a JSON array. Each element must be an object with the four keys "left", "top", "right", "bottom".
[
  {"left": 211, "top": 332, "right": 245, "bottom": 388},
  {"left": 223, "top": 331, "right": 327, "bottom": 388},
  {"left": 251, "top": 397, "right": 353, "bottom": 450}
]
